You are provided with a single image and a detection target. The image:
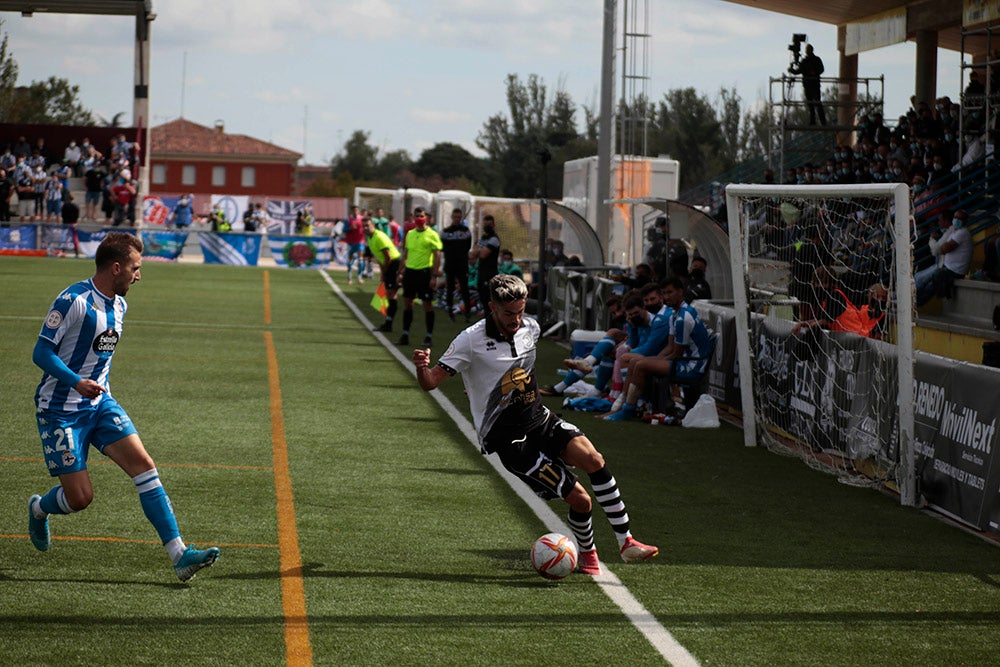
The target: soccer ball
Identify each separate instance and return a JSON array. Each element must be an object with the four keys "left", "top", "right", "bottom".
[{"left": 530, "top": 532, "right": 578, "bottom": 580}]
